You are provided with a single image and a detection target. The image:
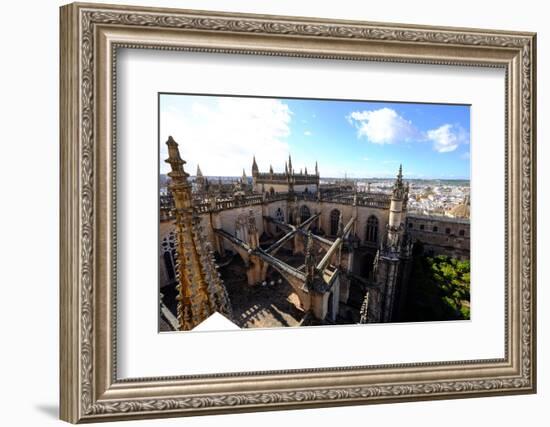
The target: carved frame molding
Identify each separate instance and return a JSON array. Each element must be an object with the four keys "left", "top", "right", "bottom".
[{"left": 60, "top": 2, "right": 536, "bottom": 423}]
